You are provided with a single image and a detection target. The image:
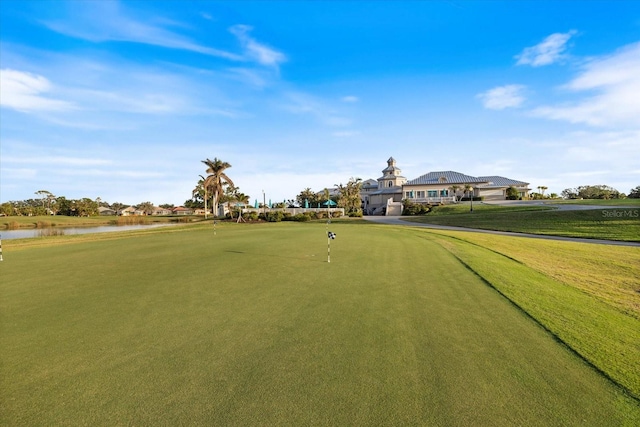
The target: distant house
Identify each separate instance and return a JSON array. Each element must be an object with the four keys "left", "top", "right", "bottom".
[
  {"left": 98, "top": 206, "right": 116, "bottom": 216},
  {"left": 476, "top": 176, "right": 530, "bottom": 200},
  {"left": 172, "top": 206, "right": 193, "bottom": 215},
  {"left": 152, "top": 207, "right": 173, "bottom": 216},
  {"left": 119, "top": 206, "right": 137, "bottom": 216},
  {"left": 362, "top": 158, "right": 531, "bottom": 215},
  {"left": 119, "top": 206, "right": 147, "bottom": 216}
]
